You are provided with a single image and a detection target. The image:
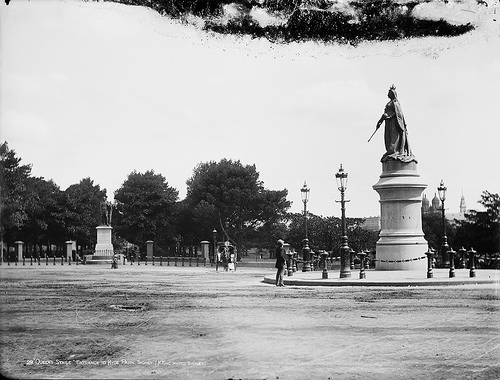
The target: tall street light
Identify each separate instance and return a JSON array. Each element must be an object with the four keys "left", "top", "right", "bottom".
[
  {"left": 336, "top": 164, "right": 351, "bottom": 278},
  {"left": 300, "top": 181, "right": 311, "bottom": 272},
  {"left": 212, "top": 229, "right": 217, "bottom": 270},
  {"left": 437, "top": 180, "right": 450, "bottom": 268}
]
